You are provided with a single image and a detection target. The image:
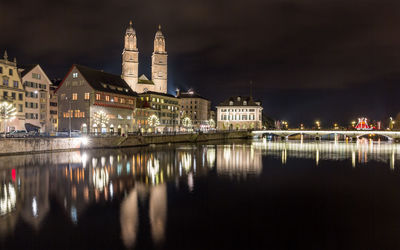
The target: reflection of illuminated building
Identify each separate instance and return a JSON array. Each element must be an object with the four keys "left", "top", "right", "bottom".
[
  {"left": 120, "top": 183, "right": 167, "bottom": 249},
  {"left": 253, "top": 141, "right": 400, "bottom": 166},
  {"left": 216, "top": 145, "right": 262, "bottom": 177},
  {"left": 120, "top": 187, "right": 139, "bottom": 248},
  {"left": 0, "top": 182, "right": 16, "bottom": 216},
  {"left": 20, "top": 166, "right": 50, "bottom": 230}
]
